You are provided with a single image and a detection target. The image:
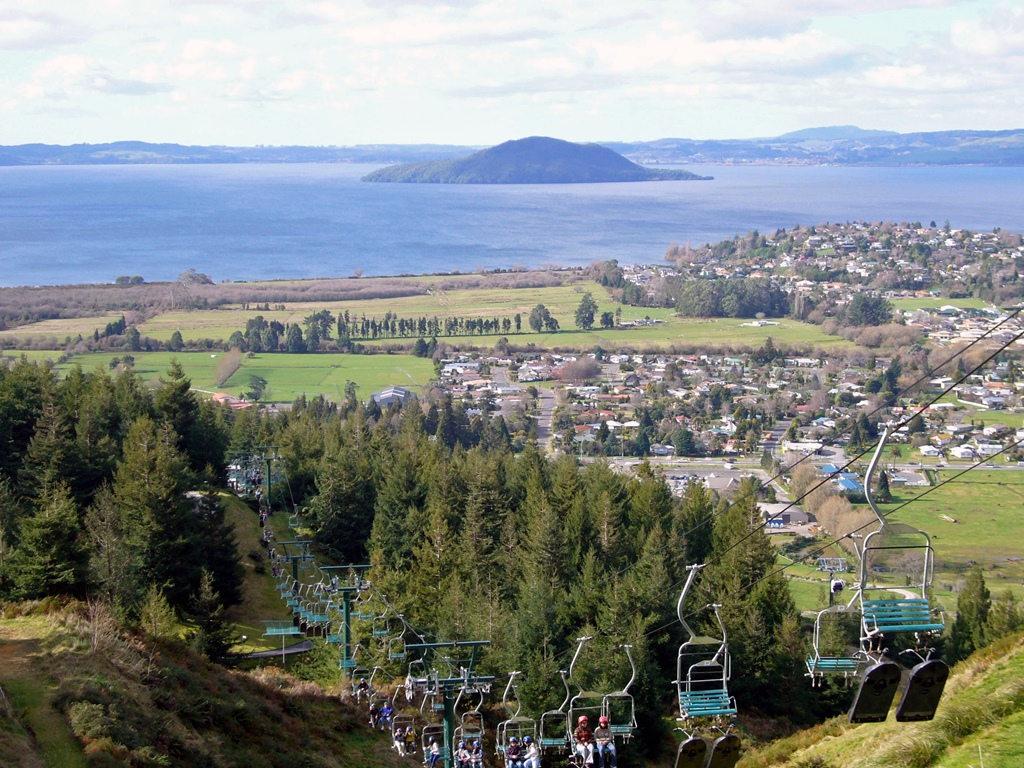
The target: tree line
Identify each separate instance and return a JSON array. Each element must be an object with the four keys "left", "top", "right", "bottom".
[{"left": 0, "top": 357, "right": 242, "bottom": 655}]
